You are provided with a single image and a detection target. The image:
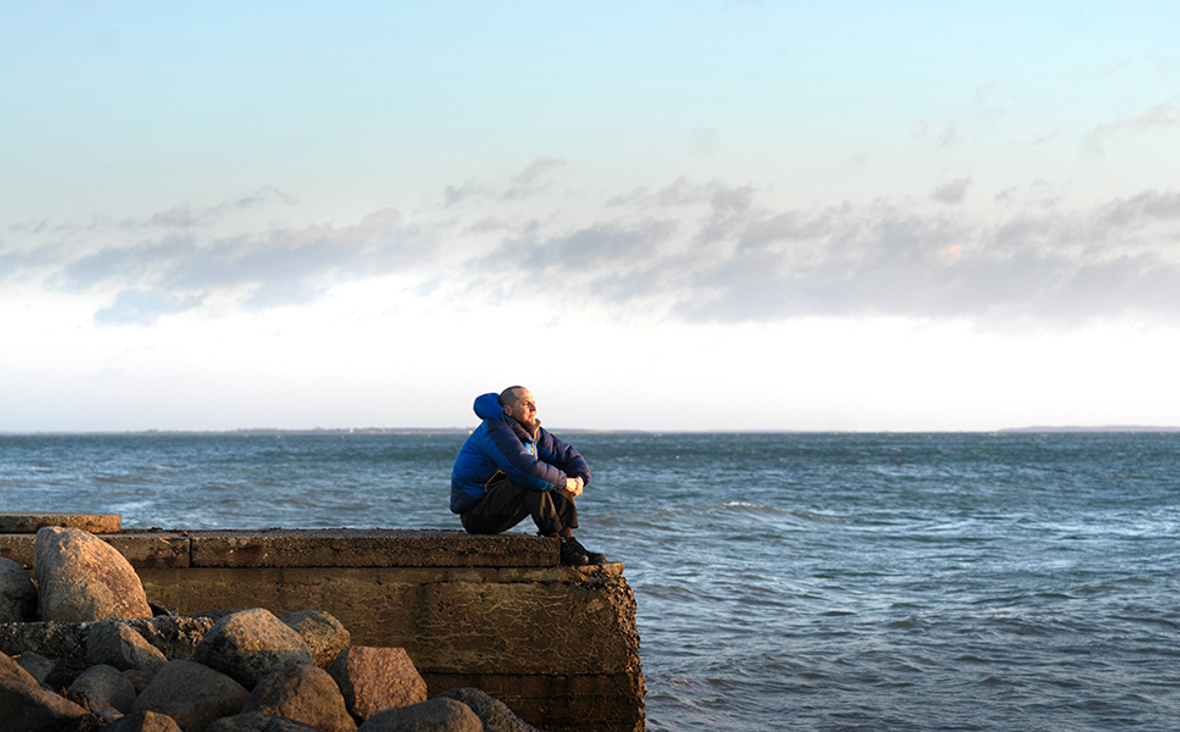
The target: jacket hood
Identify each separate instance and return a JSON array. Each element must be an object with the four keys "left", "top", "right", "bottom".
[
  {"left": 473, "top": 392, "right": 507, "bottom": 423},
  {"left": 473, "top": 391, "right": 538, "bottom": 440}
]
